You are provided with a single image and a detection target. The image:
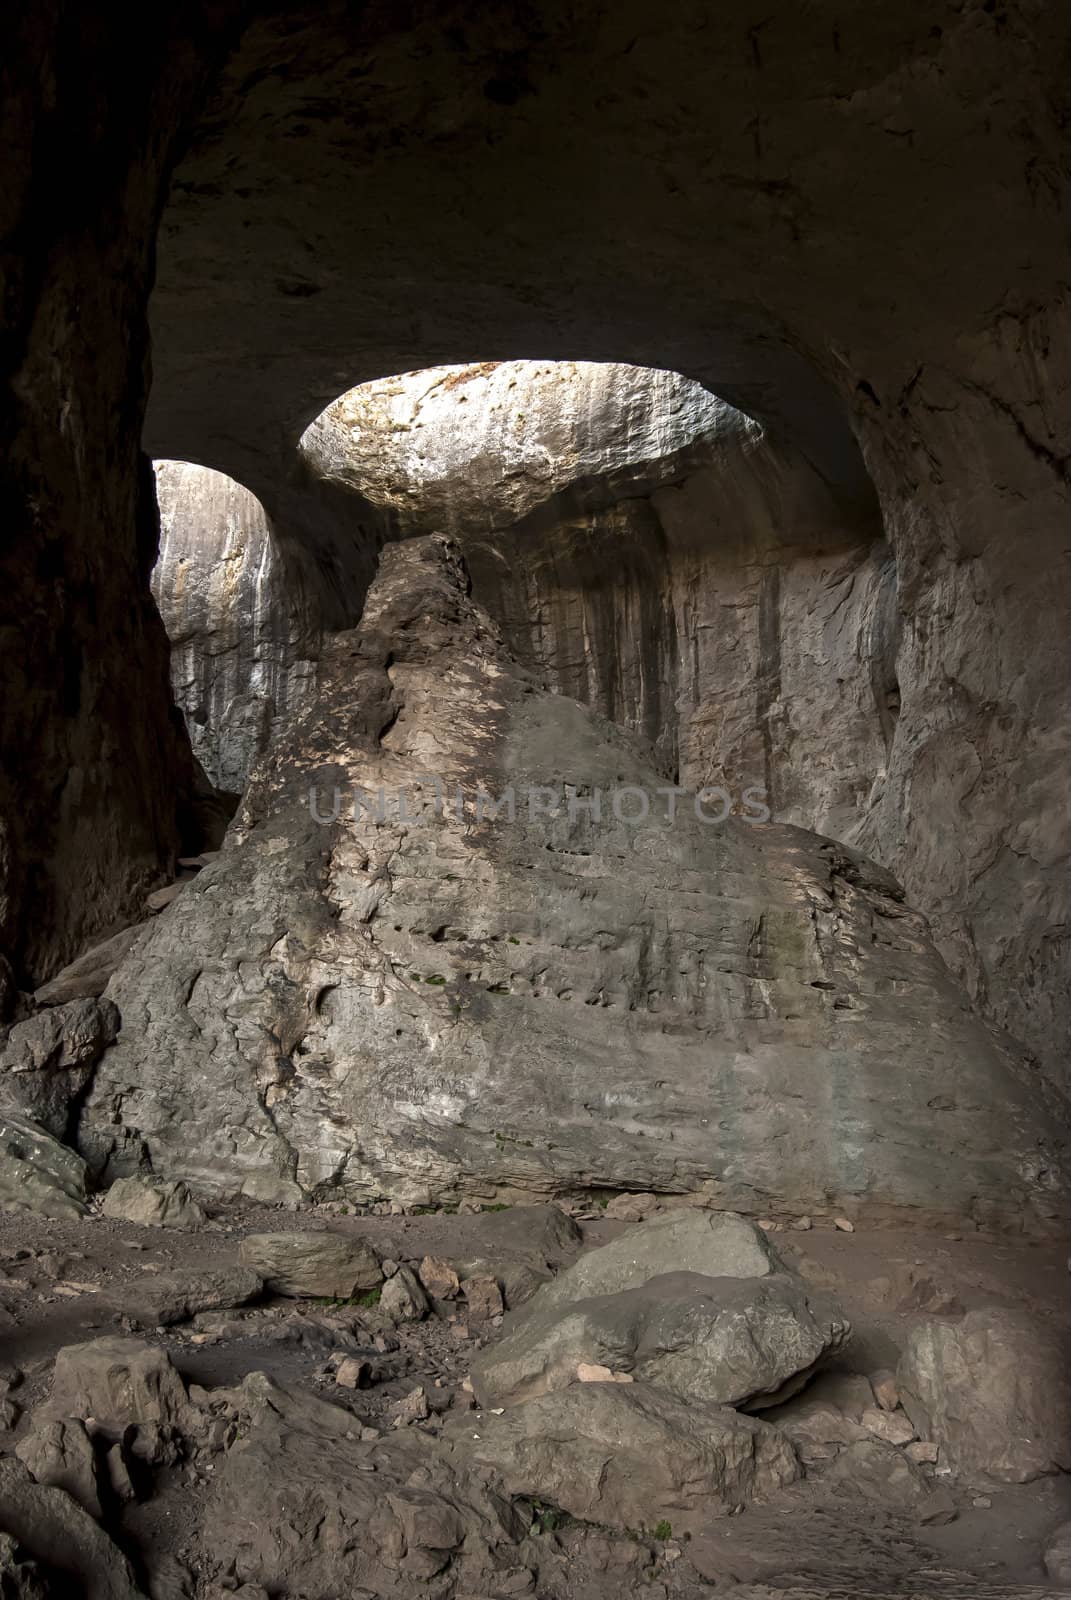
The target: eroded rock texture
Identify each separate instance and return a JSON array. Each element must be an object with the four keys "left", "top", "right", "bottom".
[
  {"left": 295, "top": 355, "right": 1068, "bottom": 1114},
  {"left": 80, "top": 537, "right": 1068, "bottom": 1229},
  {"left": 152, "top": 461, "right": 317, "bottom": 794},
  {"left": 140, "top": 1, "right": 1071, "bottom": 1106}
]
